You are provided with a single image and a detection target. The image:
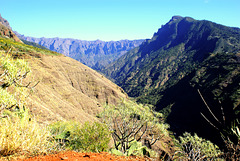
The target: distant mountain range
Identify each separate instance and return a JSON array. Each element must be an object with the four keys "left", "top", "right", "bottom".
[
  {"left": 103, "top": 16, "right": 240, "bottom": 146},
  {"left": 15, "top": 33, "right": 143, "bottom": 71}
]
